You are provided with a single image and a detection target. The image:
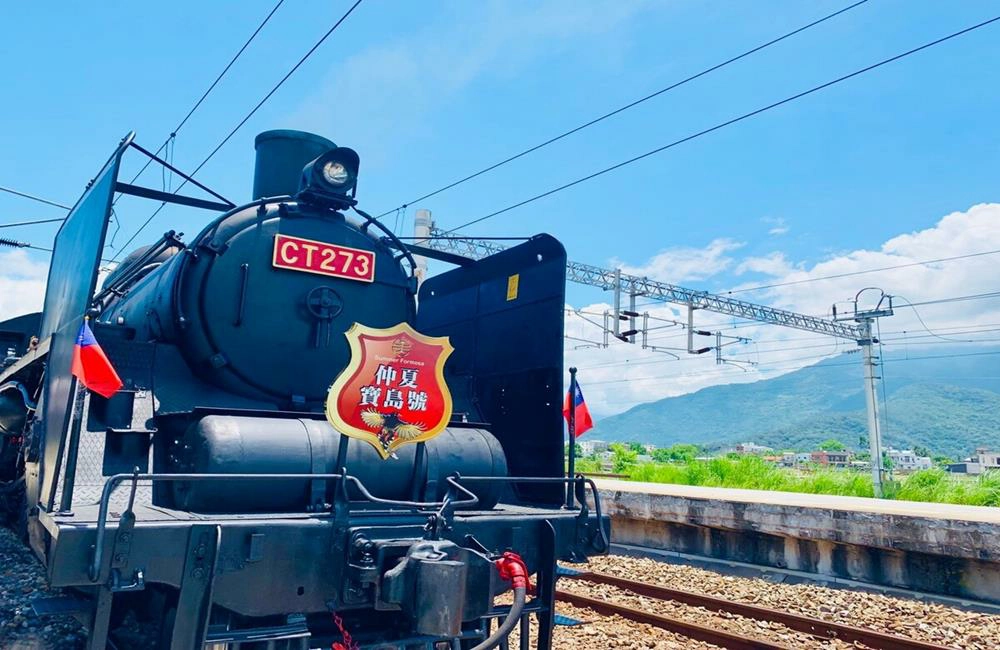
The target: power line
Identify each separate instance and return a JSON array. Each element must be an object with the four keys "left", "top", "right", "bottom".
[
  {"left": 904, "top": 290, "right": 1000, "bottom": 308},
  {"left": 891, "top": 294, "right": 1000, "bottom": 341},
  {"left": 120, "top": 0, "right": 287, "bottom": 191},
  {"left": 635, "top": 287, "right": 1000, "bottom": 325},
  {"left": 581, "top": 349, "right": 1000, "bottom": 386},
  {"left": 0, "top": 217, "right": 67, "bottom": 229},
  {"left": 569, "top": 324, "right": 1000, "bottom": 373},
  {"left": 441, "top": 14, "right": 1000, "bottom": 236},
  {"left": 0, "top": 185, "right": 71, "bottom": 210},
  {"left": 373, "top": 0, "right": 870, "bottom": 219},
  {"left": 2, "top": 1, "right": 285, "bottom": 238},
  {"left": 112, "top": 0, "right": 365, "bottom": 262},
  {"left": 724, "top": 248, "right": 1000, "bottom": 295}
]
